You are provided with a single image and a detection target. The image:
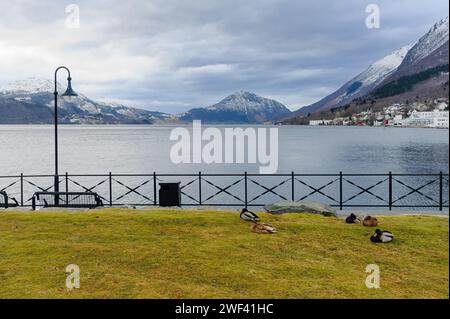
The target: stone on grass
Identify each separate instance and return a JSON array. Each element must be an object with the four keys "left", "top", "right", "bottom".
[{"left": 264, "top": 200, "right": 337, "bottom": 217}]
